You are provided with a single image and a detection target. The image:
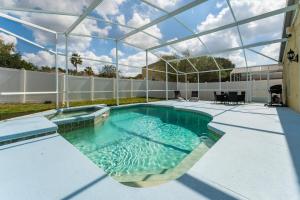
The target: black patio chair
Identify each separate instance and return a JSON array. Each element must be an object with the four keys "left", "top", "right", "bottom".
[
  {"left": 189, "top": 91, "right": 199, "bottom": 102},
  {"left": 228, "top": 92, "right": 238, "bottom": 104},
  {"left": 174, "top": 90, "right": 186, "bottom": 101},
  {"left": 238, "top": 91, "right": 246, "bottom": 104}
]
